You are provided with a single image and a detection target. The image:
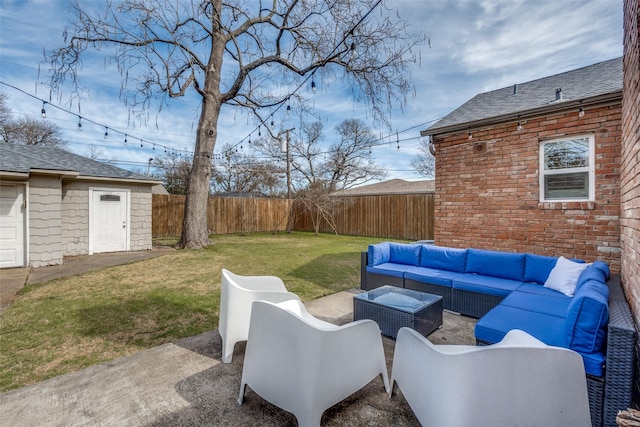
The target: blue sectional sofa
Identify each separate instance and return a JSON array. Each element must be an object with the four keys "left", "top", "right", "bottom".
[{"left": 361, "top": 242, "right": 636, "bottom": 427}]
